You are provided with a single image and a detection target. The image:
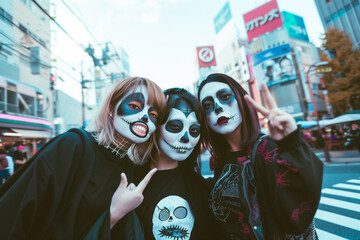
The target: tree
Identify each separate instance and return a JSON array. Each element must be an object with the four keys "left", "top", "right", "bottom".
[{"left": 320, "top": 29, "right": 360, "bottom": 116}]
